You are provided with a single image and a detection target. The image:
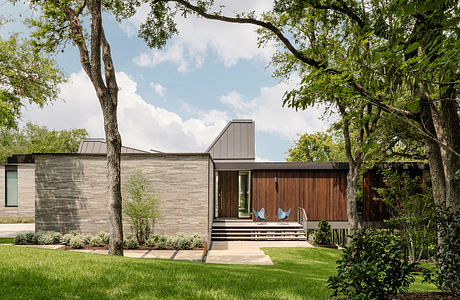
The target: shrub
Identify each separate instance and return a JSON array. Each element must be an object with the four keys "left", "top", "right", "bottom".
[
  {"left": 423, "top": 207, "right": 460, "bottom": 295},
  {"left": 50, "top": 232, "right": 63, "bottom": 244},
  {"left": 191, "top": 234, "right": 203, "bottom": 248},
  {"left": 37, "top": 232, "right": 55, "bottom": 245},
  {"left": 14, "top": 233, "right": 27, "bottom": 245},
  {"left": 156, "top": 241, "right": 166, "bottom": 249},
  {"left": 25, "top": 232, "right": 35, "bottom": 243},
  {"left": 167, "top": 233, "right": 192, "bottom": 250},
  {"left": 81, "top": 235, "right": 92, "bottom": 244},
  {"left": 97, "top": 231, "right": 109, "bottom": 244},
  {"left": 144, "top": 237, "right": 156, "bottom": 247},
  {"left": 123, "top": 170, "right": 160, "bottom": 244},
  {"left": 61, "top": 234, "right": 74, "bottom": 245},
  {"left": 89, "top": 236, "right": 103, "bottom": 247},
  {"left": 124, "top": 236, "right": 139, "bottom": 249},
  {"left": 69, "top": 235, "right": 85, "bottom": 249},
  {"left": 313, "top": 220, "right": 331, "bottom": 245},
  {"left": 68, "top": 230, "right": 80, "bottom": 236},
  {"left": 328, "top": 230, "right": 416, "bottom": 299}
]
